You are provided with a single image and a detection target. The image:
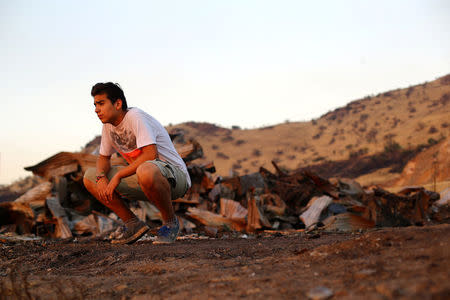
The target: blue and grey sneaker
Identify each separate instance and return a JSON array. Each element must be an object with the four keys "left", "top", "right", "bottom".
[
  {"left": 111, "top": 218, "right": 149, "bottom": 245},
  {"left": 155, "top": 218, "right": 180, "bottom": 244}
]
